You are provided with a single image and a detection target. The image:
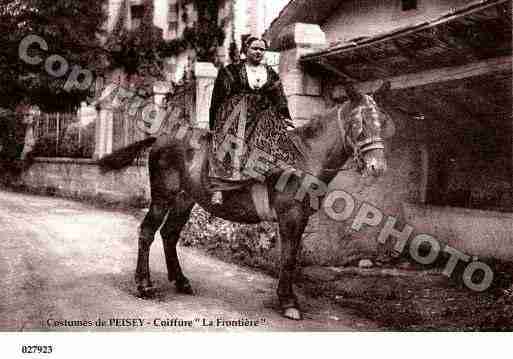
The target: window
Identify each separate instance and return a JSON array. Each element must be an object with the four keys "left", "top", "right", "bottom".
[
  {"left": 402, "top": 0, "right": 418, "bottom": 11},
  {"left": 131, "top": 4, "right": 145, "bottom": 19},
  {"left": 167, "top": 2, "right": 179, "bottom": 38},
  {"left": 131, "top": 4, "right": 145, "bottom": 29}
]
